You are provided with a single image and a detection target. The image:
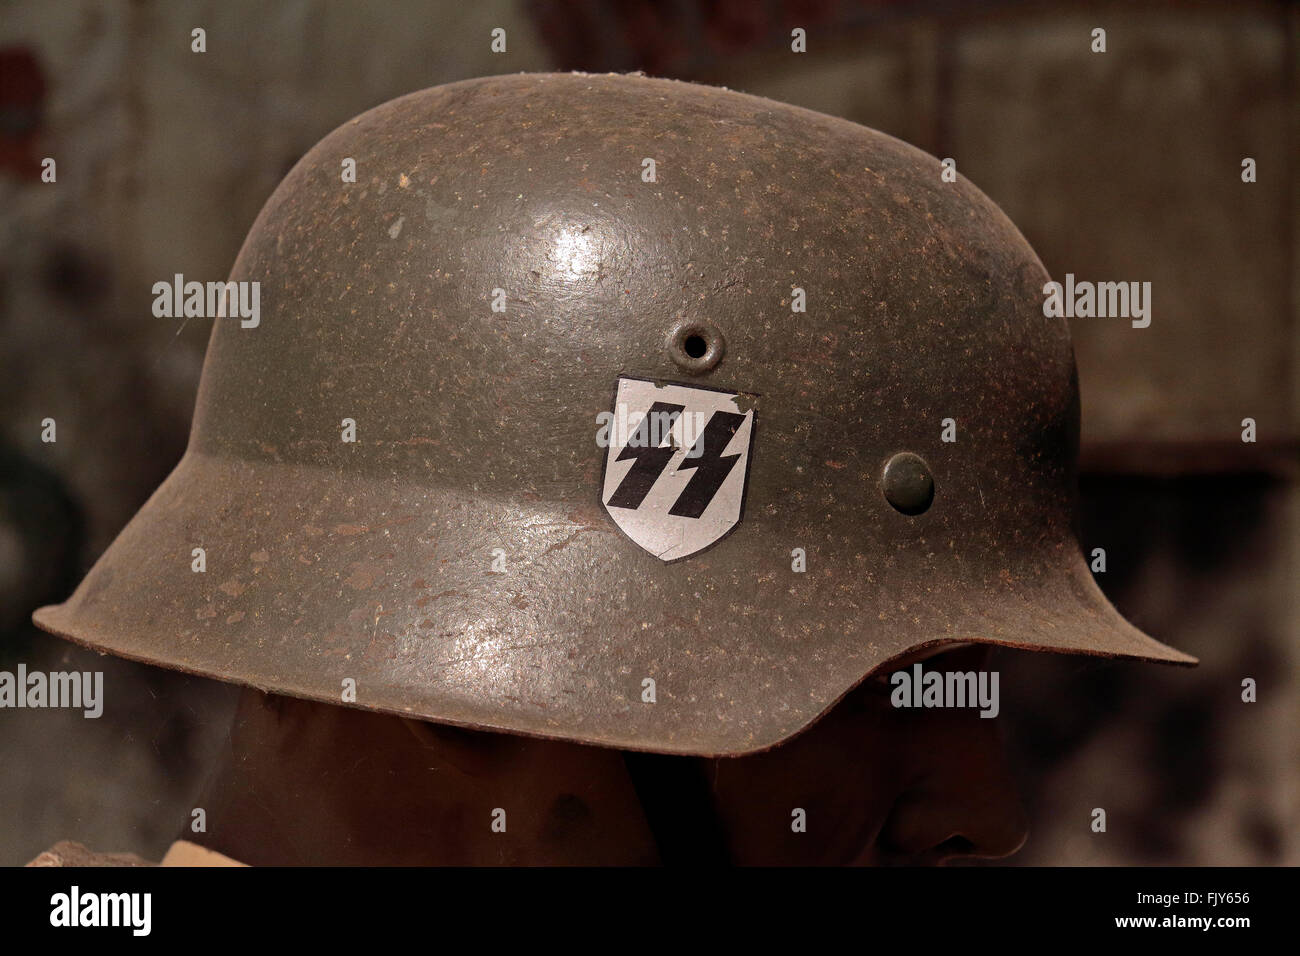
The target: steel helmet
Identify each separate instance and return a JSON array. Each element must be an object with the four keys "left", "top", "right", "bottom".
[{"left": 34, "top": 72, "right": 1194, "bottom": 756}]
